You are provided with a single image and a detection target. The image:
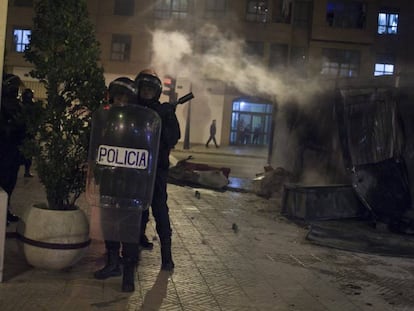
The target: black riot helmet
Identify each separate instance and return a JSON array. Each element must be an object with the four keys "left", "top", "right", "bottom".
[
  {"left": 107, "top": 77, "right": 138, "bottom": 106},
  {"left": 22, "top": 88, "right": 34, "bottom": 104},
  {"left": 2, "top": 73, "right": 22, "bottom": 99},
  {"left": 134, "top": 69, "right": 162, "bottom": 106}
]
